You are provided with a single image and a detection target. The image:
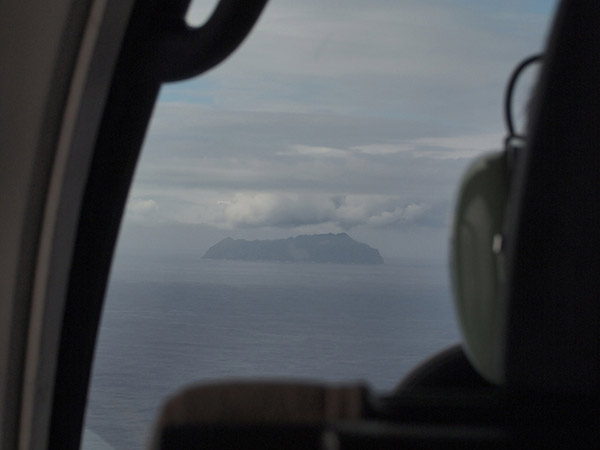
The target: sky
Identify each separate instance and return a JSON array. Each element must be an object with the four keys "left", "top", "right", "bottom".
[{"left": 117, "top": 0, "right": 557, "bottom": 260}]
